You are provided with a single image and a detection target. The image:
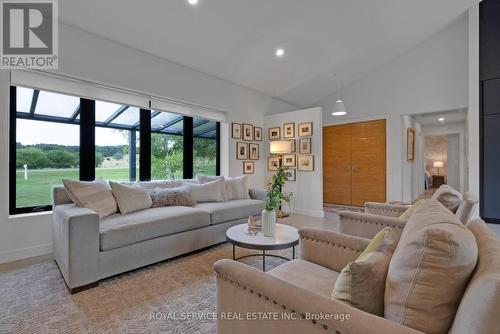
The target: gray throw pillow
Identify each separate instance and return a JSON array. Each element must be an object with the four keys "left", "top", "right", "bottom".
[
  {"left": 109, "top": 181, "right": 152, "bottom": 214},
  {"left": 149, "top": 186, "right": 195, "bottom": 207}
]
